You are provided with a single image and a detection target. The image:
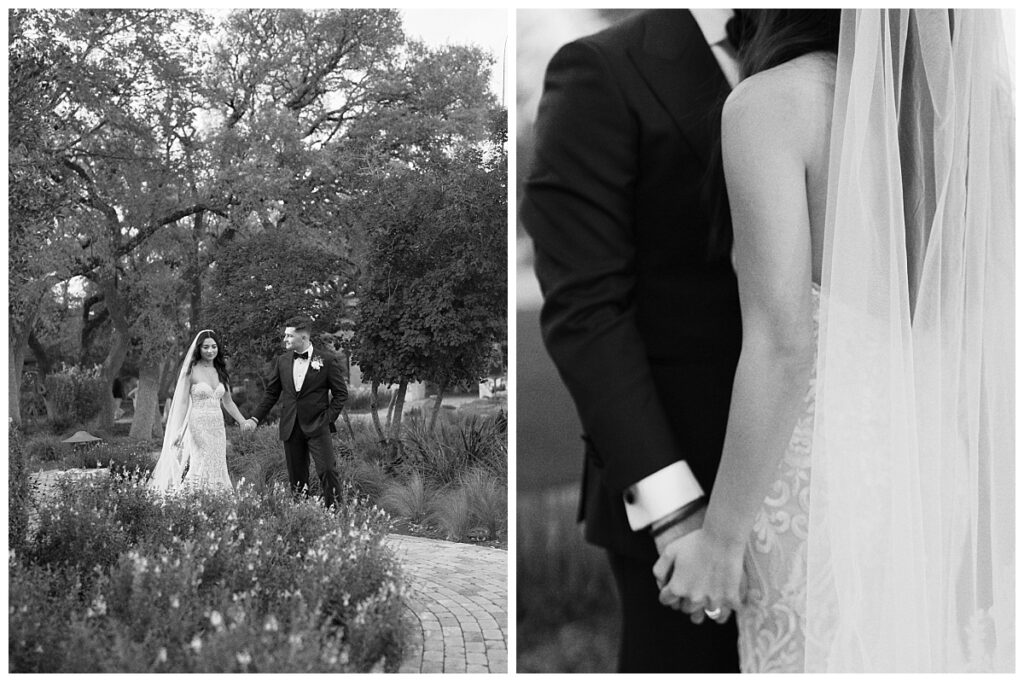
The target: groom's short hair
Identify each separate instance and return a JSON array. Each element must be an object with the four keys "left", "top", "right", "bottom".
[{"left": 284, "top": 316, "right": 313, "bottom": 336}]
